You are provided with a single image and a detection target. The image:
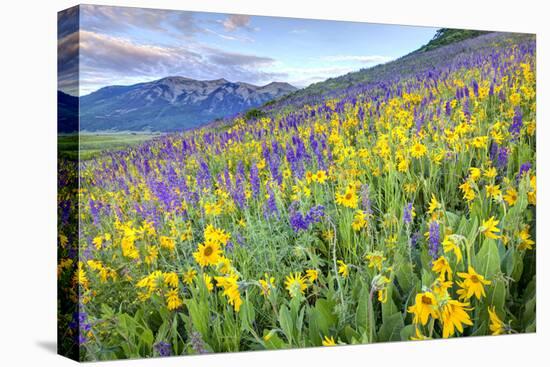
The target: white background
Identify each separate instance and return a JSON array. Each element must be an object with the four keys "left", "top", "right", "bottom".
[{"left": 0, "top": 0, "right": 548, "bottom": 365}]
